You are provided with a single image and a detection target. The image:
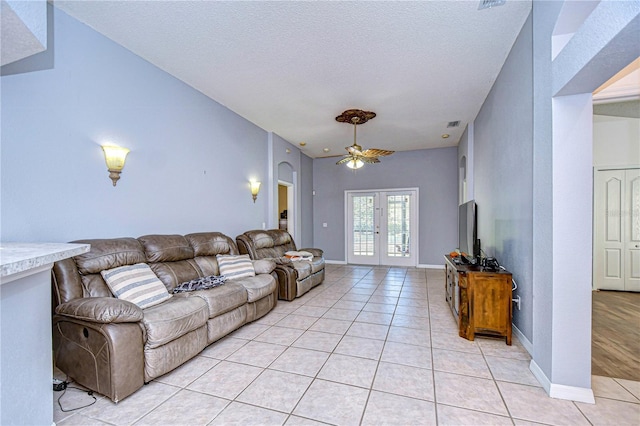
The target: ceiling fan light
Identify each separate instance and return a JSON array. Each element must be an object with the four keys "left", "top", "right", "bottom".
[{"left": 346, "top": 158, "right": 364, "bottom": 169}]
